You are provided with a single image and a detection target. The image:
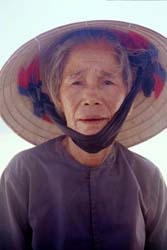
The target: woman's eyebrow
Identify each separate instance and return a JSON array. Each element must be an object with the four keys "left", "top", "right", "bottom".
[
  {"left": 64, "top": 70, "right": 85, "bottom": 80},
  {"left": 100, "top": 68, "right": 122, "bottom": 78},
  {"left": 99, "top": 71, "right": 114, "bottom": 78},
  {"left": 64, "top": 69, "right": 118, "bottom": 81}
]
